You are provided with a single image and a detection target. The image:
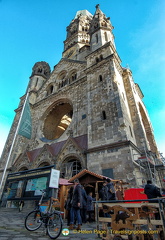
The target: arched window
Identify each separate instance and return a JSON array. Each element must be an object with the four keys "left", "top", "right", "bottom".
[
  {"left": 129, "top": 126, "right": 133, "bottom": 137},
  {"left": 35, "top": 77, "right": 39, "bottom": 87},
  {"left": 96, "top": 57, "right": 99, "bottom": 63},
  {"left": 104, "top": 32, "right": 108, "bottom": 42},
  {"left": 69, "top": 70, "right": 77, "bottom": 83},
  {"left": 38, "top": 162, "right": 50, "bottom": 168},
  {"left": 96, "top": 34, "right": 98, "bottom": 43},
  {"left": 100, "top": 55, "right": 103, "bottom": 61},
  {"left": 50, "top": 85, "right": 53, "bottom": 93},
  {"left": 102, "top": 111, "right": 107, "bottom": 120},
  {"left": 58, "top": 71, "right": 67, "bottom": 89},
  {"left": 47, "top": 85, "right": 54, "bottom": 96},
  {"left": 18, "top": 167, "right": 28, "bottom": 172},
  {"left": 38, "top": 67, "right": 42, "bottom": 73},
  {"left": 99, "top": 75, "right": 103, "bottom": 82},
  {"left": 60, "top": 159, "right": 82, "bottom": 179}
]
